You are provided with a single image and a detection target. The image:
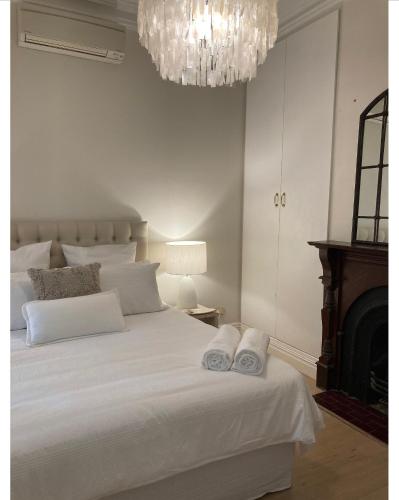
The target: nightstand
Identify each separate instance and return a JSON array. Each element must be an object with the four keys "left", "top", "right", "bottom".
[{"left": 183, "top": 305, "right": 220, "bottom": 327}]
